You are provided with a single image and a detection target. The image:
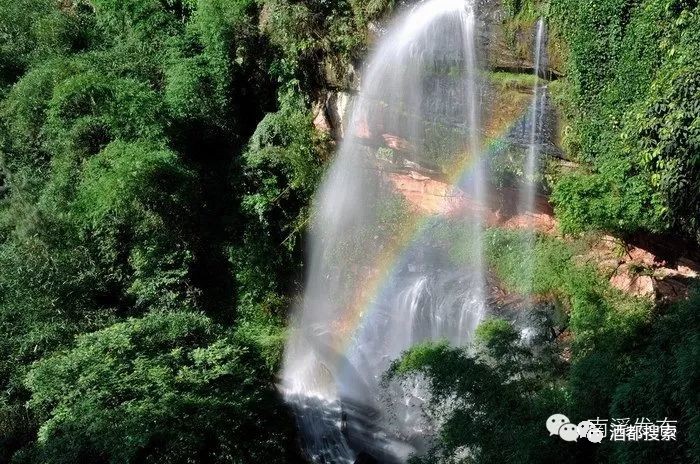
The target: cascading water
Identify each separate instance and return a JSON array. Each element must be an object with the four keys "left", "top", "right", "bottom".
[
  {"left": 519, "top": 18, "right": 547, "bottom": 295},
  {"left": 282, "top": 0, "right": 487, "bottom": 462}
]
